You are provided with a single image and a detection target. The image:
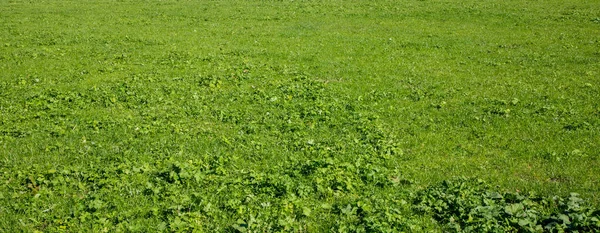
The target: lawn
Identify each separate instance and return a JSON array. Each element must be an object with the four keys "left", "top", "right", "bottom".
[{"left": 1, "top": 0, "right": 599, "bottom": 231}]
